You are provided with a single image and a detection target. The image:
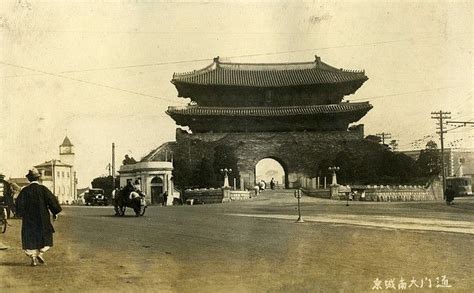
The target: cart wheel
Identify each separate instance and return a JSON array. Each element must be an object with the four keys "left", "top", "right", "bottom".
[{"left": 1, "top": 208, "right": 7, "bottom": 233}]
